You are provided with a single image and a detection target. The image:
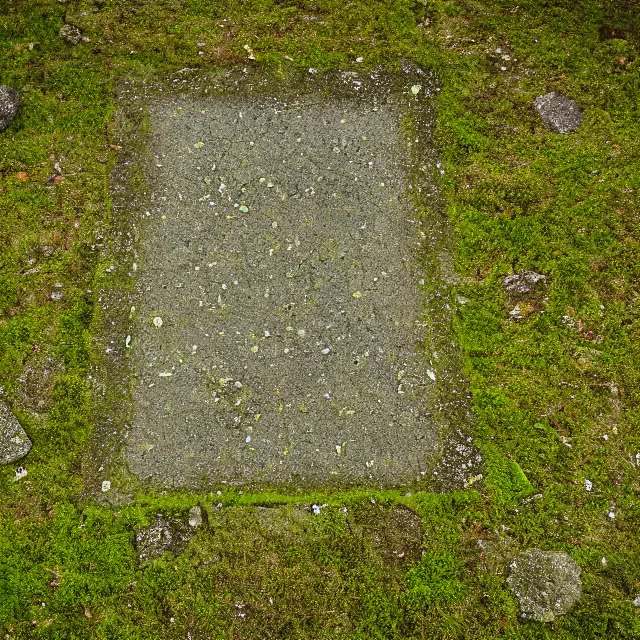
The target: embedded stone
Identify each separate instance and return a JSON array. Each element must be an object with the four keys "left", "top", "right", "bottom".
[
  {"left": 503, "top": 271, "right": 546, "bottom": 296},
  {"left": 59, "top": 24, "right": 83, "bottom": 45},
  {"left": 507, "top": 549, "right": 582, "bottom": 622},
  {"left": 534, "top": 92, "right": 582, "bottom": 134},
  {"left": 0, "top": 86, "right": 19, "bottom": 133},
  {"left": 135, "top": 514, "right": 192, "bottom": 563},
  {"left": 0, "top": 400, "right": 32, "bottom": 465}
]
